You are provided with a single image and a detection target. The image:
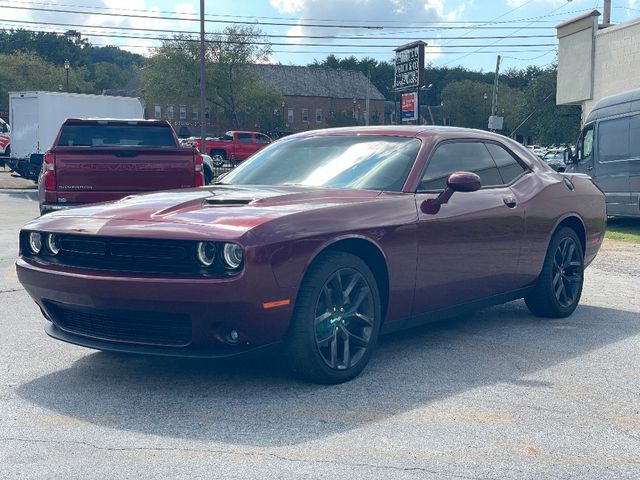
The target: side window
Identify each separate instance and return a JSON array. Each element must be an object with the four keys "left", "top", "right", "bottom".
[
  {"left": 578, "top": 124, "right": 594, "bottom": 161},
  {"left": 419, "top": 142, "right": 503, "bottom": 192},
  {"left": 485, "top": 143, "right": 527, "bottom": 184},
  {"left": 256, "top": 135, "right": 270, "bottom": 145},
  {"left": 630, "top": 116, "right": 640, "bottom": 159},
  {"left": 237, "top": 133, "right": 252, "bottom": 143},
  {"left": 598, "top": 117, "right": 630, "bottom": 163}
]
